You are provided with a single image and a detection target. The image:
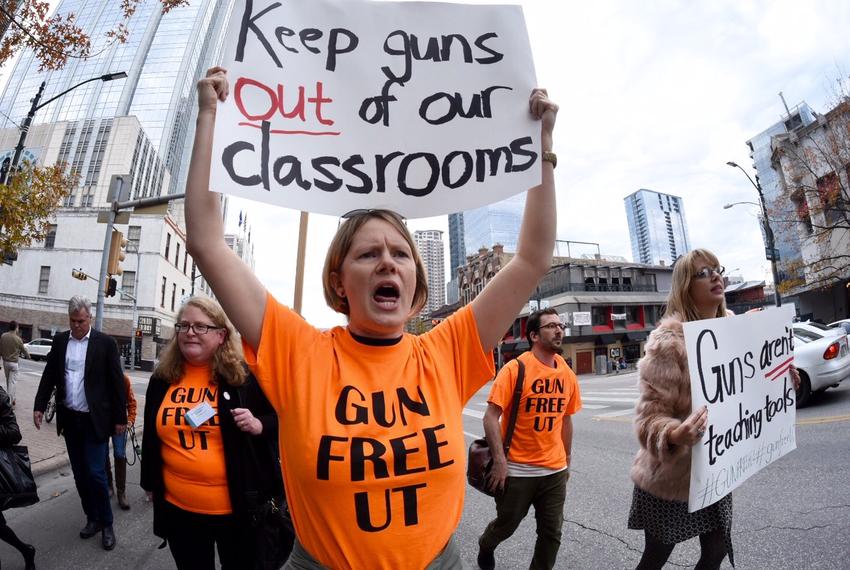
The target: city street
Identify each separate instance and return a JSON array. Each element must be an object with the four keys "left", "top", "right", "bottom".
[{"left": 1, "top": 361, "right": 848, "bottom": 568}]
